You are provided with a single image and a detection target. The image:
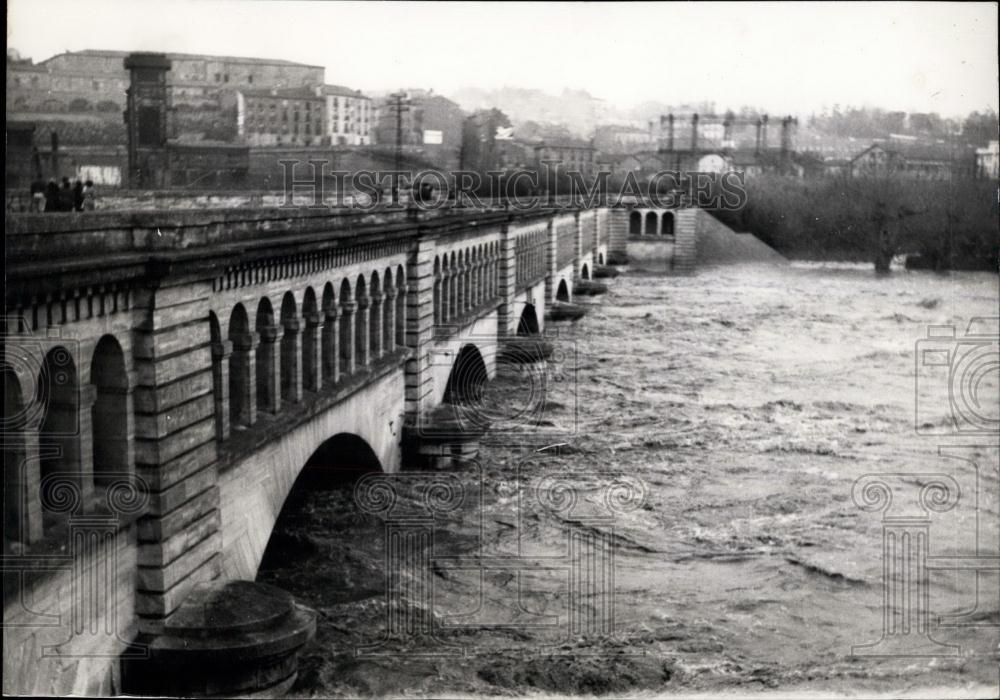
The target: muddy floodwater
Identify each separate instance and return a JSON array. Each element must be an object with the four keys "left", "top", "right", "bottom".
[{"left": 260, "top": 261, "right": 999, "bottom": 698}]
